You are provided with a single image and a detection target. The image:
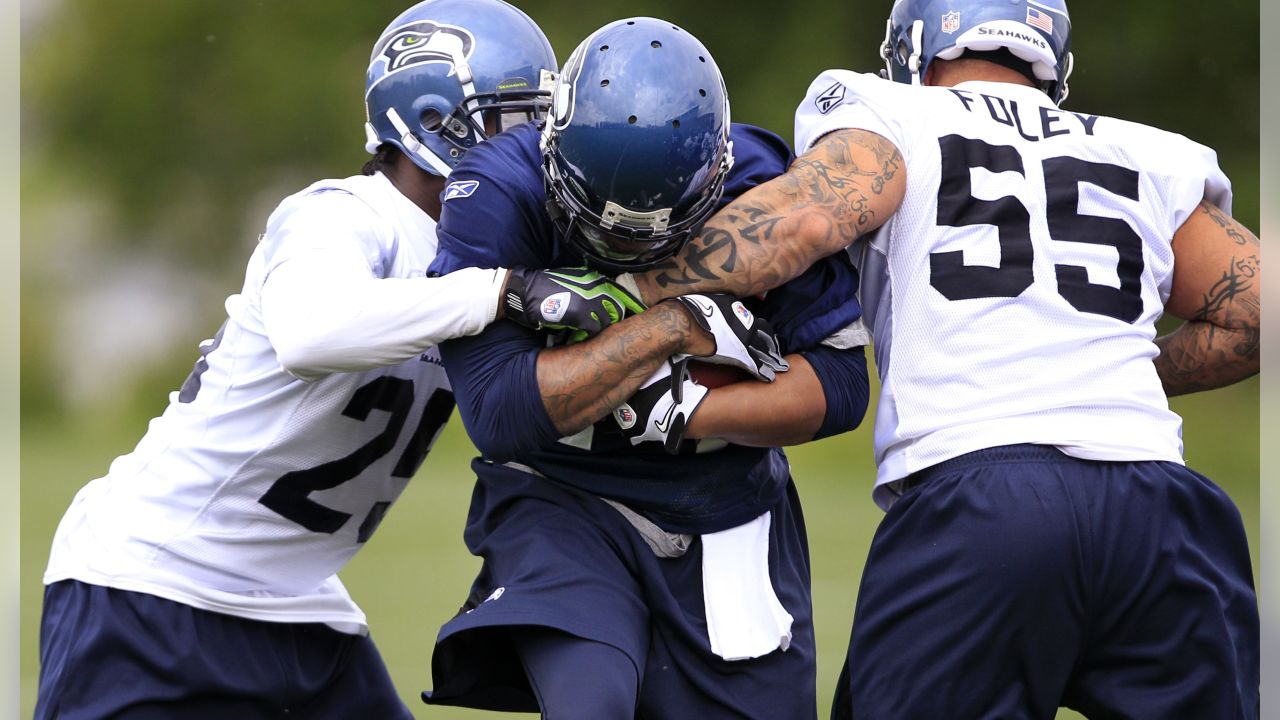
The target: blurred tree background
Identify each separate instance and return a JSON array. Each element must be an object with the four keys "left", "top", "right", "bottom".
[{"left": 20, "top": 0, "right": 1259, "bottom": 718}]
